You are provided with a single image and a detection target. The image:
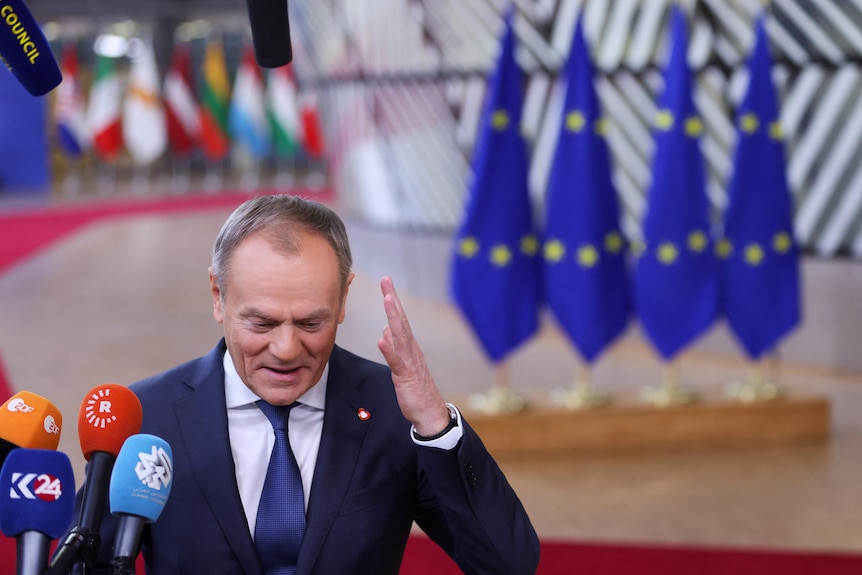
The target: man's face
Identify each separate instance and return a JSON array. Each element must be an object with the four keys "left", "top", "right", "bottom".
[{"left": 210, "top": 231, "right": 353, "bottom": 406}]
